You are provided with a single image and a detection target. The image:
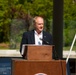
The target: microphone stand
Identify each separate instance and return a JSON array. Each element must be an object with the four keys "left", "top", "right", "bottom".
[{"left": 39, "top": 38, "right": 50, "bottom": 45}]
